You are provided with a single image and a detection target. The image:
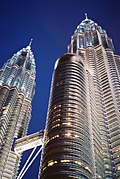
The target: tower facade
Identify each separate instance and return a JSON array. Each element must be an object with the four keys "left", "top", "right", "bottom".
[
  {"left": 40, "top": 16, "right": 120, "bottom": 179},
  {"left": 0, "top": 42, "right": 36, "bottom": 178}
]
